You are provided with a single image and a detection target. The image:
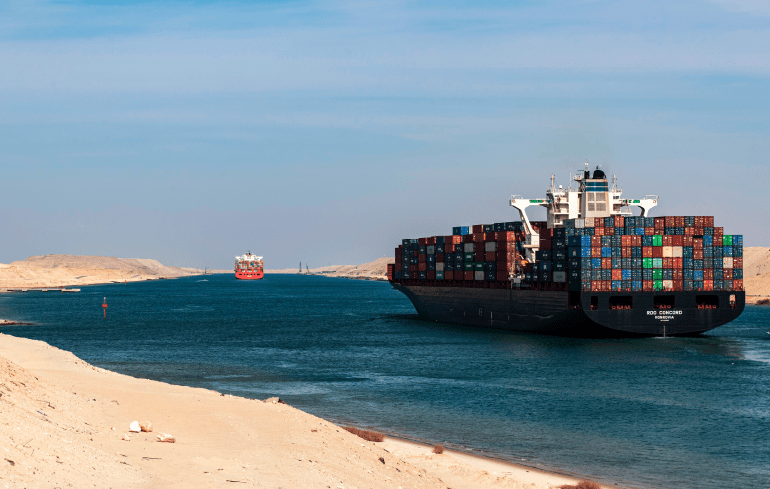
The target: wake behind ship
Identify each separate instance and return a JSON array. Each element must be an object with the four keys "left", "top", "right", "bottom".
[
  {"left": 235, "top": 252, "right": 264, "bottom": 280},
  {"left": 387, "top": 165, "right": 745, "bottom": 337}
]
